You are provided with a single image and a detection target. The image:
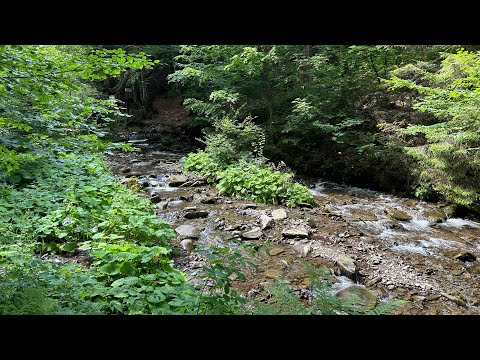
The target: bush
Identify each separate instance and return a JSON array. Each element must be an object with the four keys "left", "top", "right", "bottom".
[
  {"left": 216, "top": 163, "right": 314, "bottom": 207},
  {"left": 182, "top": 150, "right": 220, "bottom": 182}
]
